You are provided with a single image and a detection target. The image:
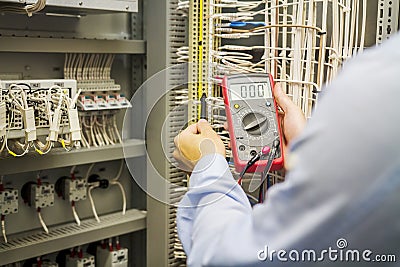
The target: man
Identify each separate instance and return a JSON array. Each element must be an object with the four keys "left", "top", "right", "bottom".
[{"left": 173, "top": 33, "right": 400, "bottom": 266}]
